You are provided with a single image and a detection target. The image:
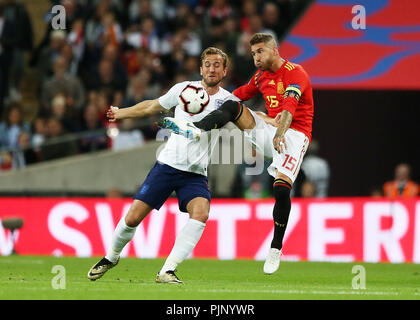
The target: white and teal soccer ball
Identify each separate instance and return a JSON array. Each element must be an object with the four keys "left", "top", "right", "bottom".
[{"left": 178, "top": 84, "right": 210, "bottom": 114}]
